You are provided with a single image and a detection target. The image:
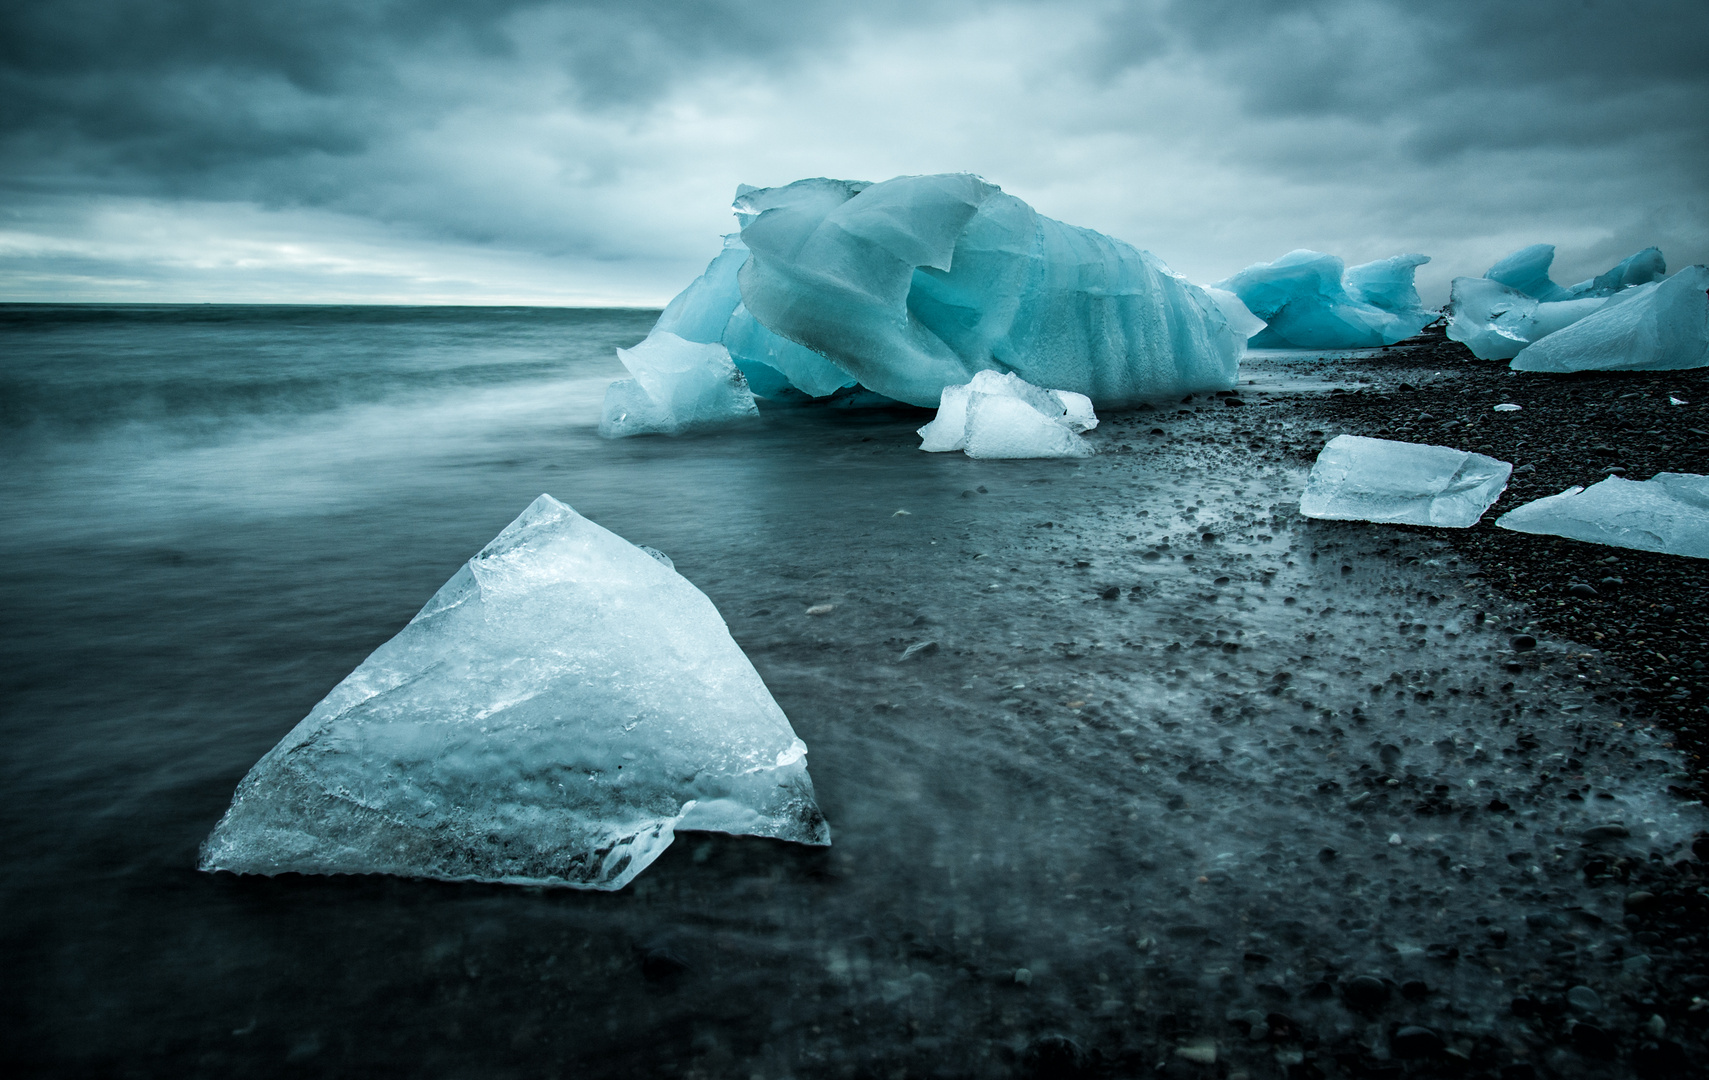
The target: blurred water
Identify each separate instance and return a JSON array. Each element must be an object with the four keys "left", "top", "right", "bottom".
[{"left": 0, "top": 307, "right": 1699, "bottom": 1078}]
